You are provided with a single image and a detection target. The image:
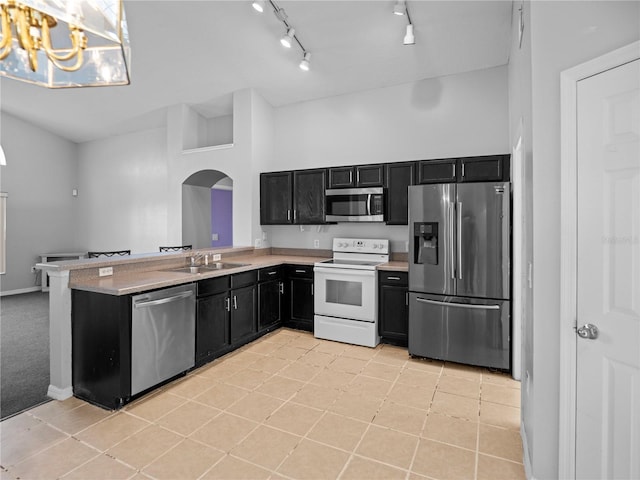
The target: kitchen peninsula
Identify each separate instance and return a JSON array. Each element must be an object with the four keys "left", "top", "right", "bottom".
[{"left": 38, "top": 247, "right": 407, "bottom": 407}]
